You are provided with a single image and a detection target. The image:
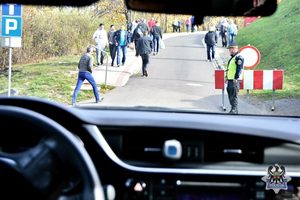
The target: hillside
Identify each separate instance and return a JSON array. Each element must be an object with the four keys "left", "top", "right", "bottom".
[{"left": 236, "top": 0, "right": 300, "bottom": 98}]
